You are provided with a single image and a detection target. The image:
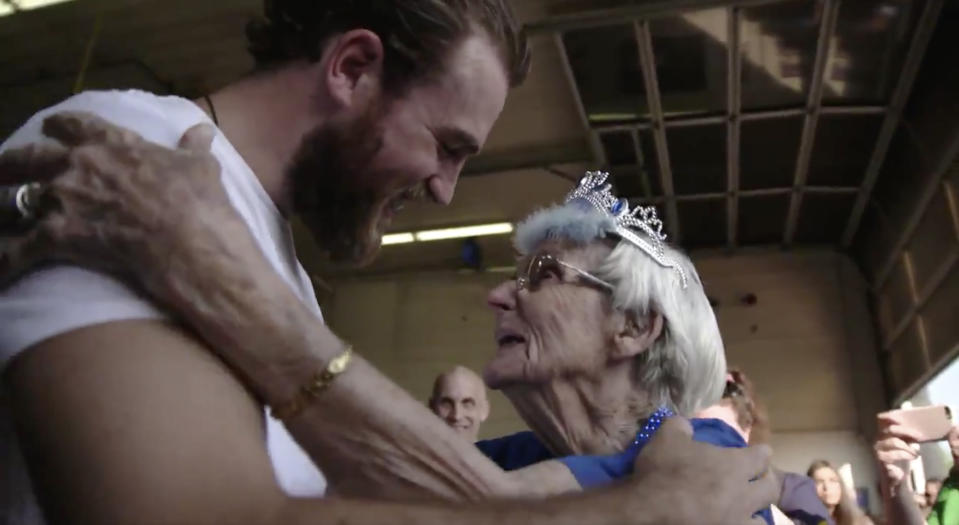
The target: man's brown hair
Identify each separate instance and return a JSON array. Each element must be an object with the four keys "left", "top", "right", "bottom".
[{"left": 247, "top": 0, "right": 530, "bottom": 90}]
